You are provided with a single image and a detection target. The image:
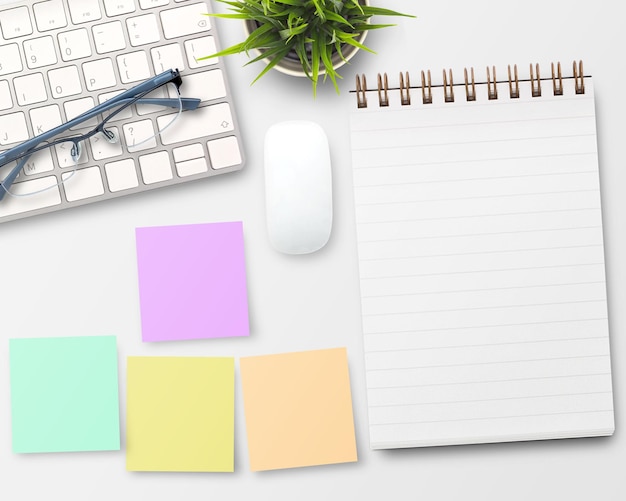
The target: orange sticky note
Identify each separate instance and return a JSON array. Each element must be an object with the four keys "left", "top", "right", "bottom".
[{"left": 240, "top": 347, "right": 358, "bottom": 471}]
